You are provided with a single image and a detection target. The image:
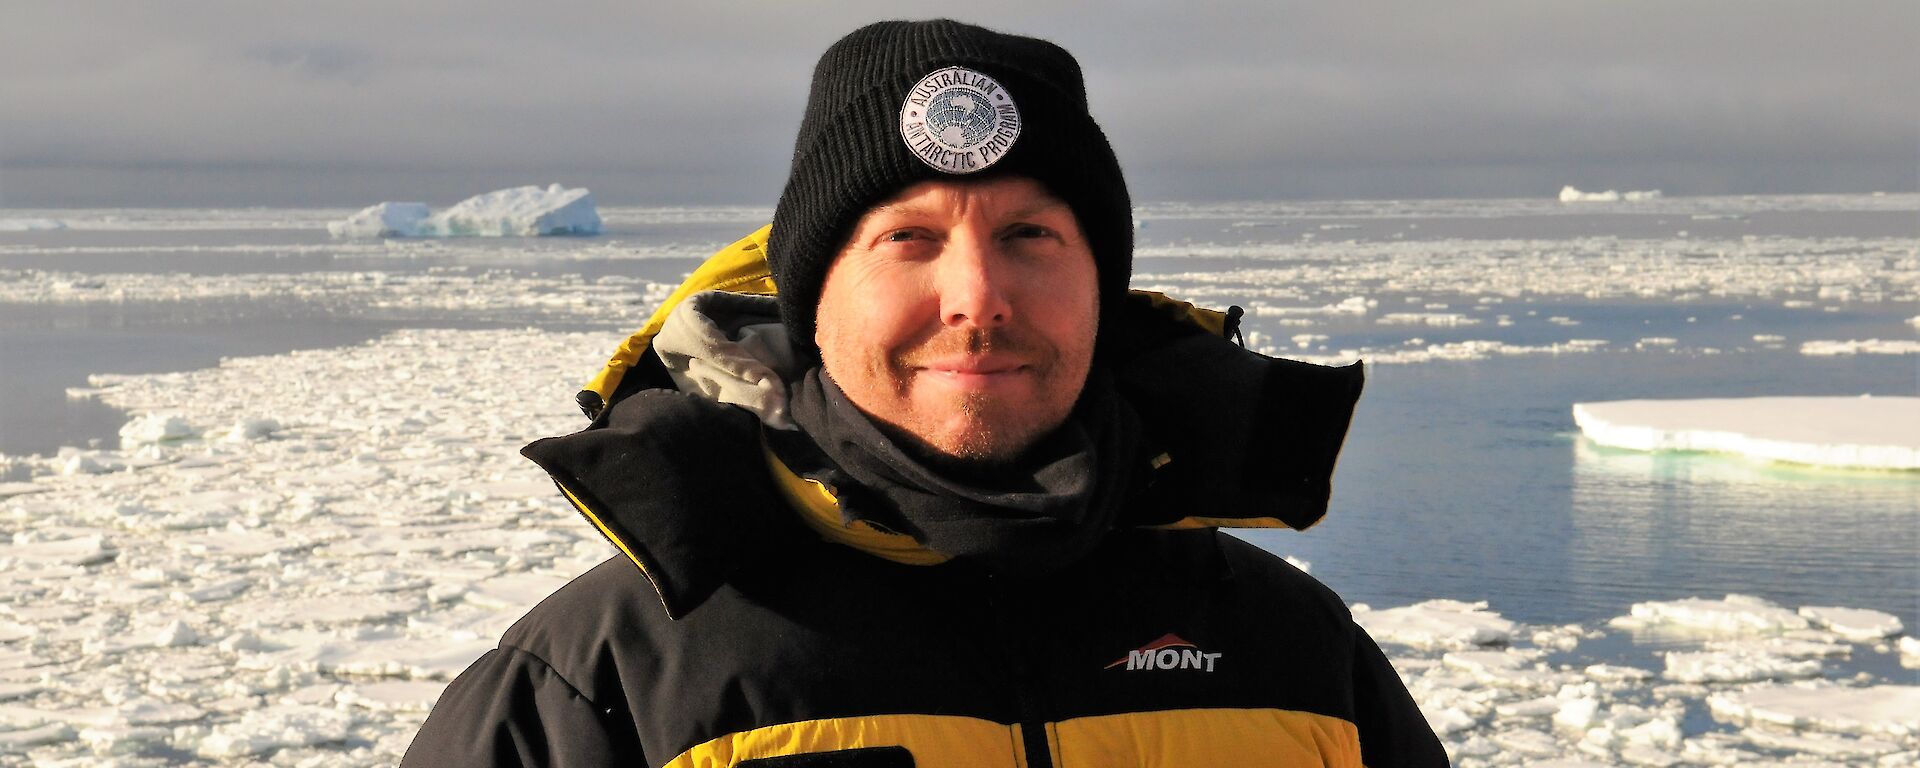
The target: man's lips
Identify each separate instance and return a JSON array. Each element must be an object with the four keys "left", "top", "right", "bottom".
[{"left": 909, "top": 355, "right": 1032, "bottom": 377}]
